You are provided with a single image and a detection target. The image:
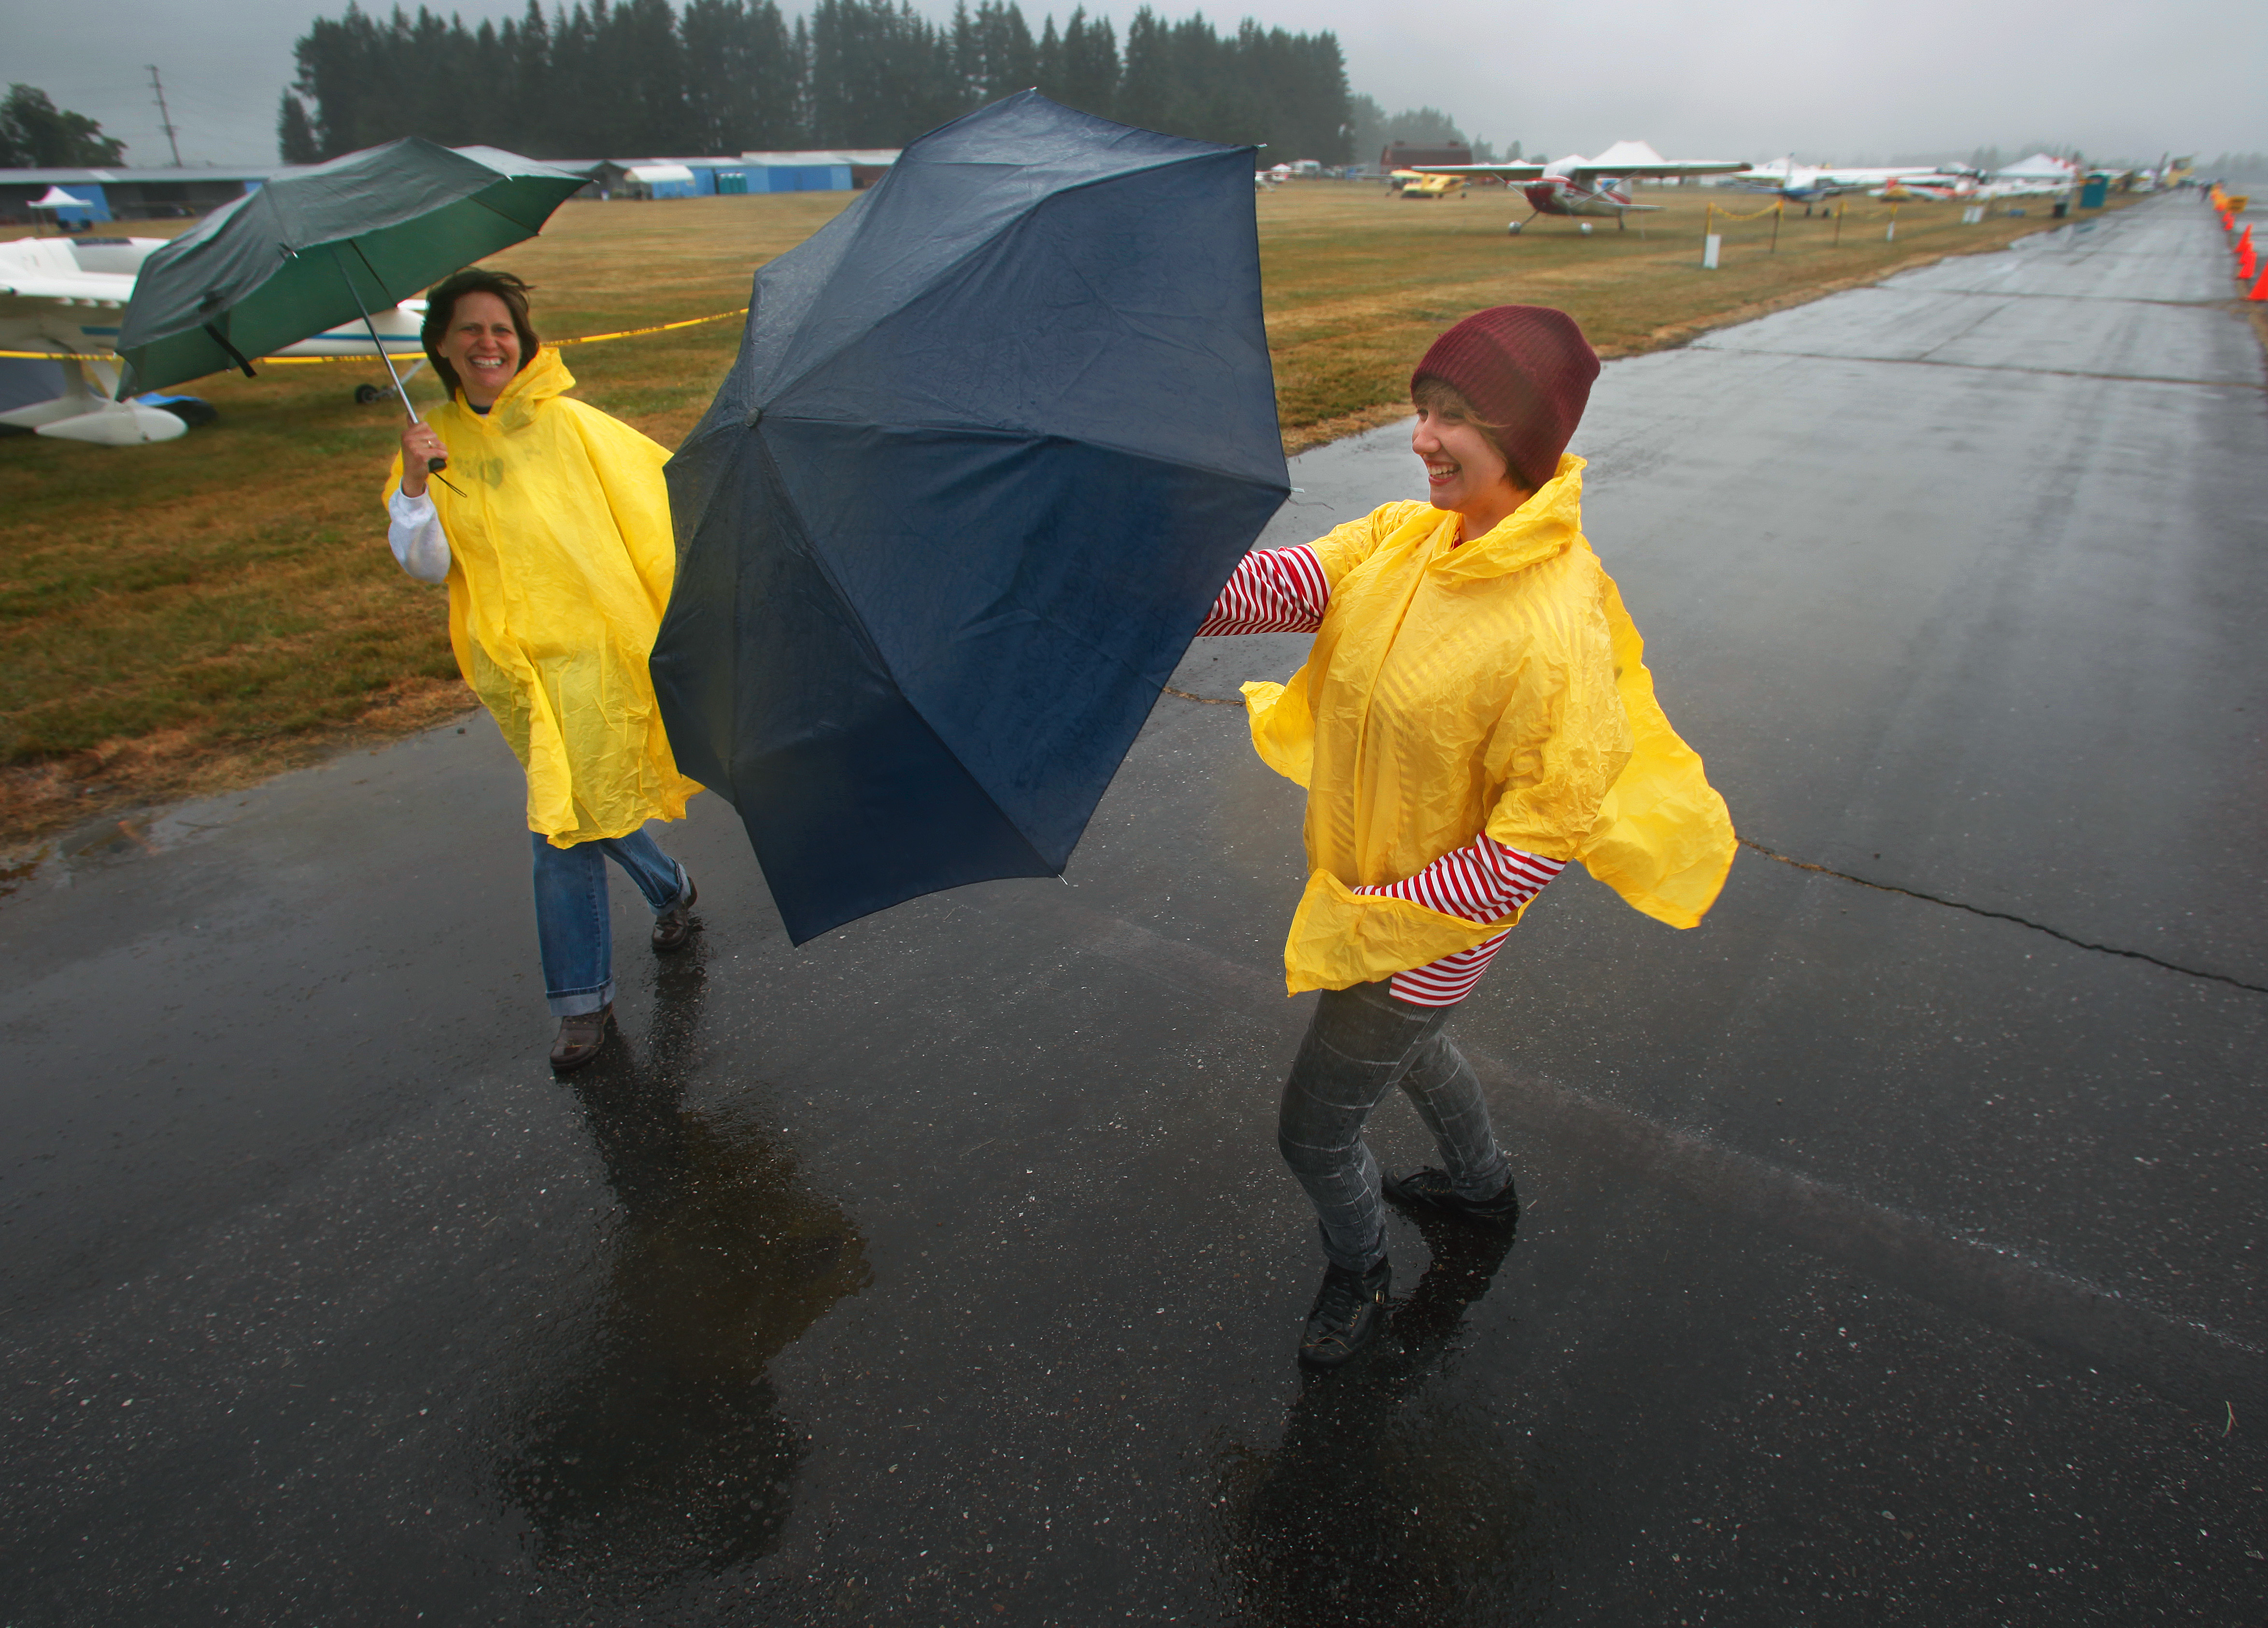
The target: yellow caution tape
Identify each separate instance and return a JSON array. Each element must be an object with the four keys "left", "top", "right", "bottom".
[
  {"left": 551, "top": 306, "right": 749, "bottom": 346},
  {"left": 1706, "top": 200, "right": 1786, "bottom": 222},
  {"left": 0, "top": 306, "right": 750, "bottom": 366}
]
